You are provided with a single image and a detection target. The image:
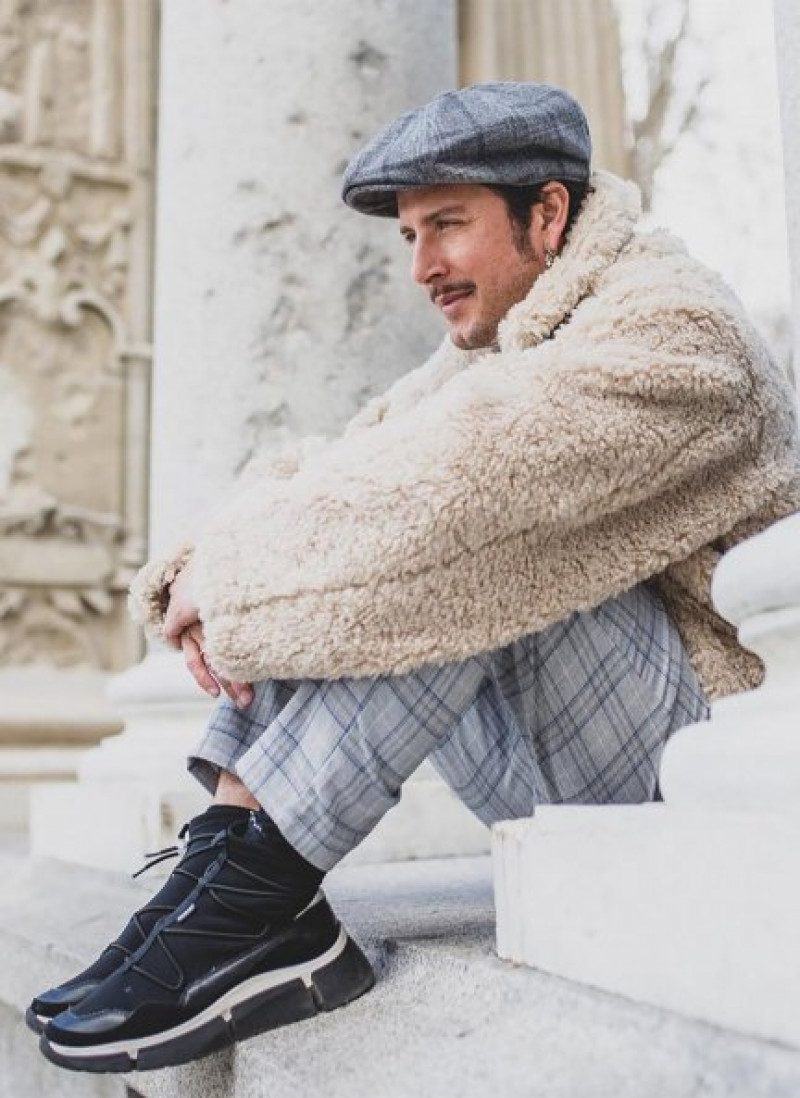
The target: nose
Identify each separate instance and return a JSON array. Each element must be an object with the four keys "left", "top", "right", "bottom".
[{"left": 411, "top": 236, "right": 447, "bottom": 286}]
